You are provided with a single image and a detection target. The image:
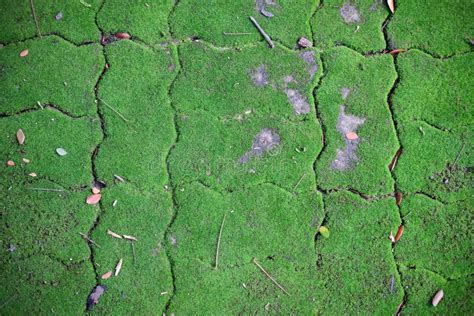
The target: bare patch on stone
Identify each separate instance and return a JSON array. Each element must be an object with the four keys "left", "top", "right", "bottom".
[
  {"left": 284, "top": 89, "right": 311, "bottom": 115},
  {"left": 250, "top": 65, "right": 269, "bottom": 87},
  {"left": 340, "top": 3, "right": 361, "bottom": 24},
  {"left": 340, "top": 87, "right": 351, "bottom": 100},
  {"left": 240, "top": 128, "right": 280, "bottom": 164},
  {"left": 256, "top": 0, "right": 279, "bottom": 18},
  {"left": 331, "top": 106, "right": 365, "bottom": 170},
  {"left": 300, "top": 51, "right": 318, "bottom": 80}
]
